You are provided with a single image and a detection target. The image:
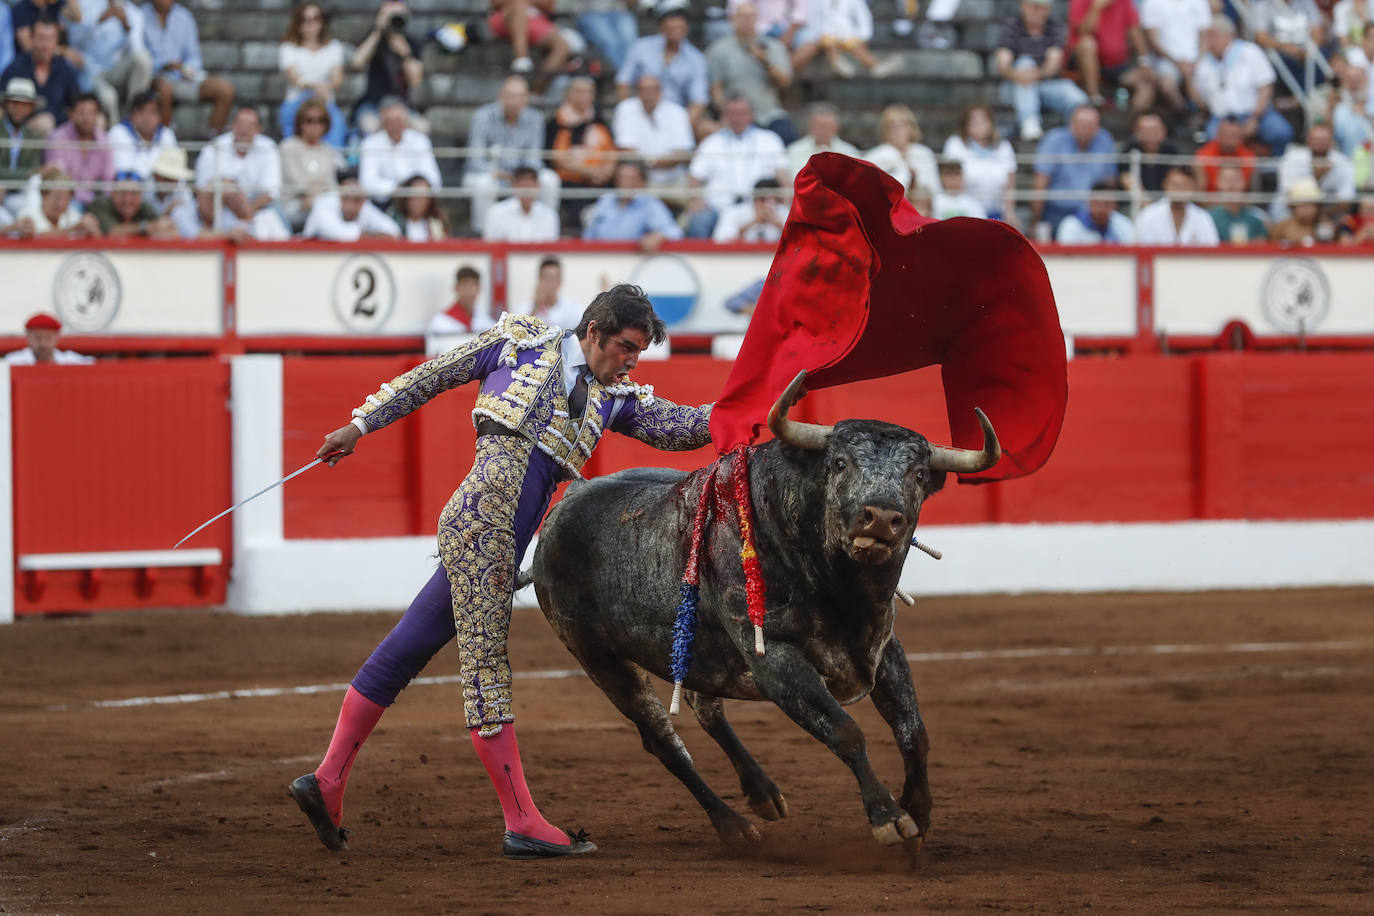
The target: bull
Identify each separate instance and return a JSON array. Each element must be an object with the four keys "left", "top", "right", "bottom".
[{"left": 530, "top": 371, "right": 1000, "bottom": 853}]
